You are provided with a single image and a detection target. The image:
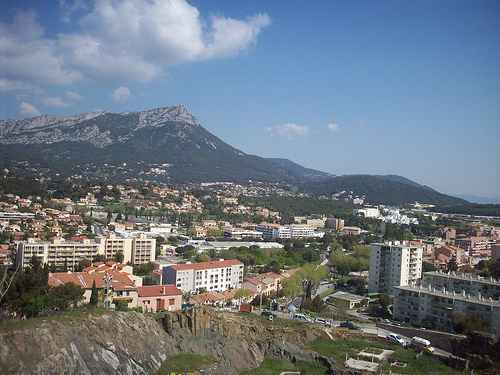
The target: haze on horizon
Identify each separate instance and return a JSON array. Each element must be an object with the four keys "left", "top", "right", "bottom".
[{"left": 0, "top": 0, "right": 498, "bottom": 199}]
